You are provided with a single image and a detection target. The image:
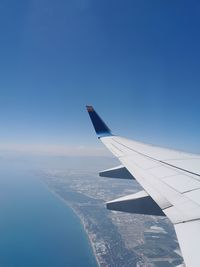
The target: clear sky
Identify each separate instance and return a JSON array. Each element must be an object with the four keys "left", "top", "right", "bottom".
[{"left": 0, "top": 1, "right": 200, "bottom": 156}]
